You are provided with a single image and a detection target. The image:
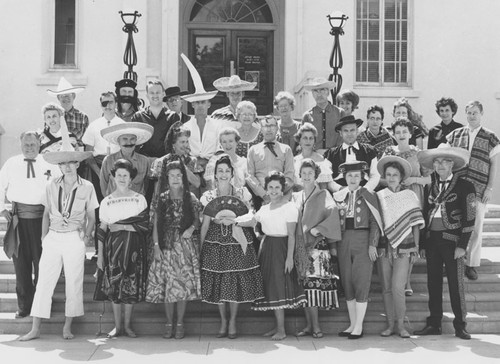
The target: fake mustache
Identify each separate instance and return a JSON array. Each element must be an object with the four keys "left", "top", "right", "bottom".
[
  {"left": 122, "top": 144, "right": 136, "bottom": 148},
  {"left": 118, "top": 96, "right": 136, "bottom": 103}
]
